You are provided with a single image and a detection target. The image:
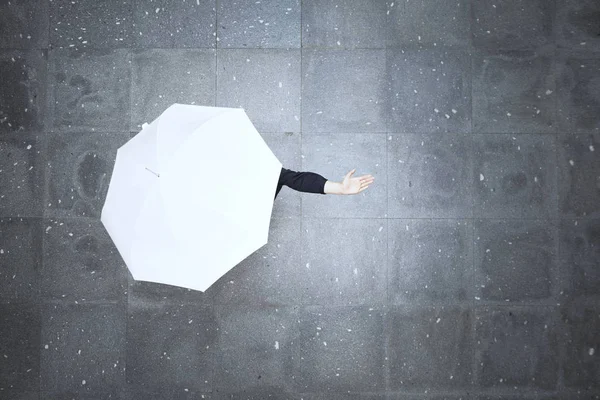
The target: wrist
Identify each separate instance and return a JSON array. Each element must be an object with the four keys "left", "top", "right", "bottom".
[{"left": 324, "top": 181, "right": 345, "bottom": 195}]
